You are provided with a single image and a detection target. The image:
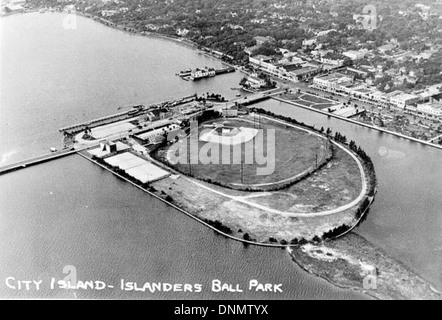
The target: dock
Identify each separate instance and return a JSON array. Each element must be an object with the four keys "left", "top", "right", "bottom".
[
  {"left": 59, "top": 94, "right": 197, "bottom": 135},
  {"left": 177, "top": 66, "right": 235, "bottom": 81}
]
